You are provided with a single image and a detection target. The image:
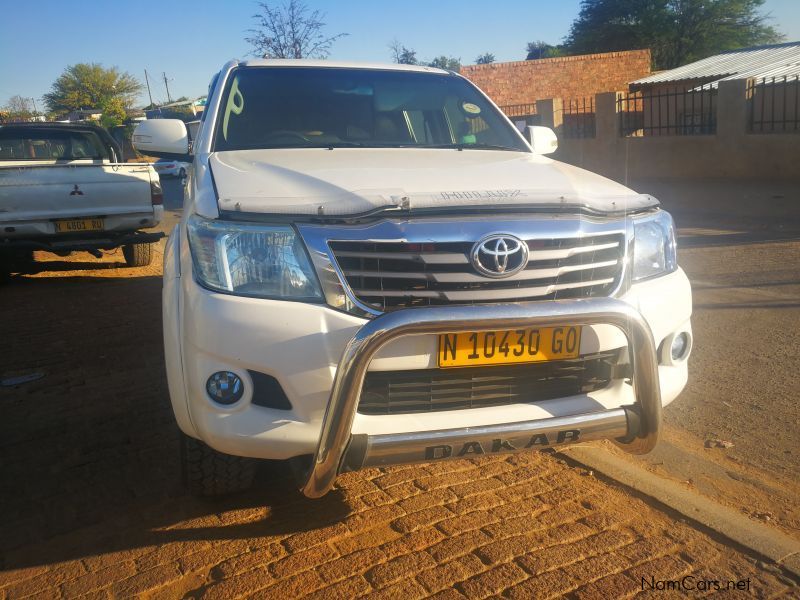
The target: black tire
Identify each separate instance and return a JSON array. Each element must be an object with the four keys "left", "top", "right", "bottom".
[
  {"left": 181, "top": 433, "right": 257, "bottom": 497},
  {"left": 178, "top": 167, "right": 186, "bottom": 179},
  {"left": 122, "top": 242, "right": 153, "bottom": 267}
]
